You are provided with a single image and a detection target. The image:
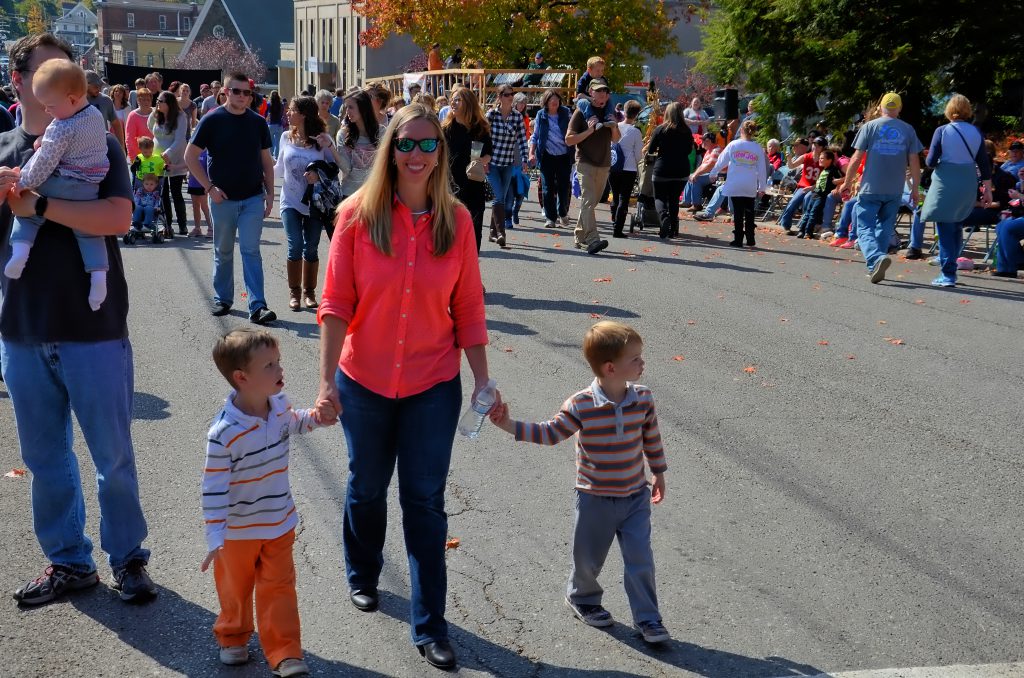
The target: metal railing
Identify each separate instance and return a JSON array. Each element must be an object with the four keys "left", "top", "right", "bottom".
[{"left": 367, "top": 68, "right": 578, "bottom": 108}]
